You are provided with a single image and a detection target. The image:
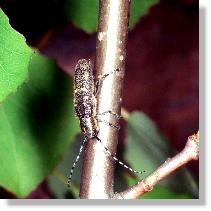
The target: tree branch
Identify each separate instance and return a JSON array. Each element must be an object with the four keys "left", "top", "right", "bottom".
[
  {"left": 79, "top": 0, "right": 130, "bottom": 199},
  {"left": 113, "top": 131, "right": 199, "bottom": 199}
]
